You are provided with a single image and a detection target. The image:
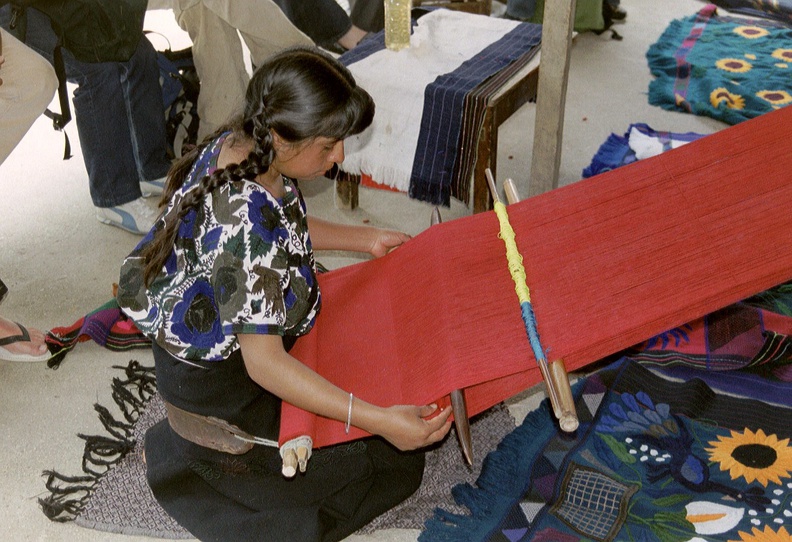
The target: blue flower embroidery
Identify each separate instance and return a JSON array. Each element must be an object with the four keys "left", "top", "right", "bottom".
[
  {"left": 248, "top": 191, "right": 286, "bottom": 243},
  {"left": 171, "top": 280, "right": 224, "bottom": 349}
]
